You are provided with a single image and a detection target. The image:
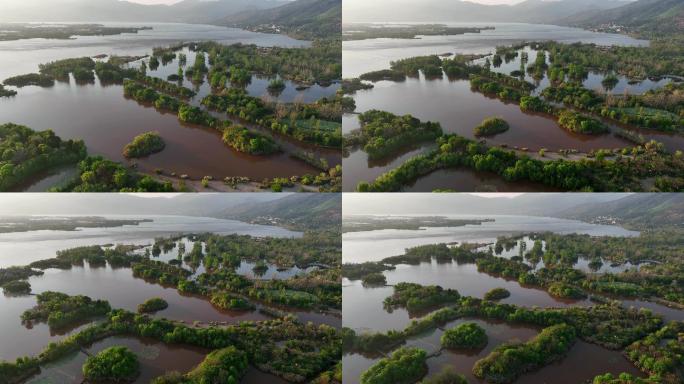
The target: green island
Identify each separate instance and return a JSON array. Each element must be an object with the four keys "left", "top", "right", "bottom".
[
  {"left": 344, "top": 110, "right": 442, "bottom": 160},
  {"left": 0, "top": 84, "right": 17, "bottom": 98},
  {"left": 82, "top": 346, "right": 140, "bottom": 383},
  {"left": 0, "top": 24, "right": 150, "bottom": 42},
  {"left": 0, "top": 216, "right": 151, "bottom": 234},
  {"left": 343, "top": 197, "right": 684, "bottom": 383},
  {"left": 342, "top": 215, "right": 493, "bottom": 233},
  {"left": 360, "top": 347, "right": 428, "bottom": 384},
  {"left": 0, "top": 123, "right": 87, "bottom": 192},
  {"left": 383, "top": 283, "right": 461, "bottom": 314},
  {"left": 361, "top": 273, "right": 387, "bottom": 287},
  {"left": 354, "top": 111, "right": 684, "bottom": 192},
  {"left": 222, "top": 125, "right": 280, "bottom": 155},
  {"left": 1, "top": 280, "right": 31, "bottom": 295},
  {"left": 472, "top": 323, "right": 576, "bottom": 383},
  {"left": 137, "top": 297, "right": 169, "bottom": 314},
  {"left": 483, "top": 287, "right": 511, "bottom": 301},
  {"left": 474, "top": 117, "right": 510, "bottom": 137},
  {"left": 122, "top": 131, "right": 166, "bottom": 159},
  {"left": 0, "top": 195, "right": 342, "bottom": 383},
  {"left": 441, "top": 322, "right": 488, "bottom": 350},
  {"left": 342, "top": 24, "right": 494, "bottom": 41}
]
